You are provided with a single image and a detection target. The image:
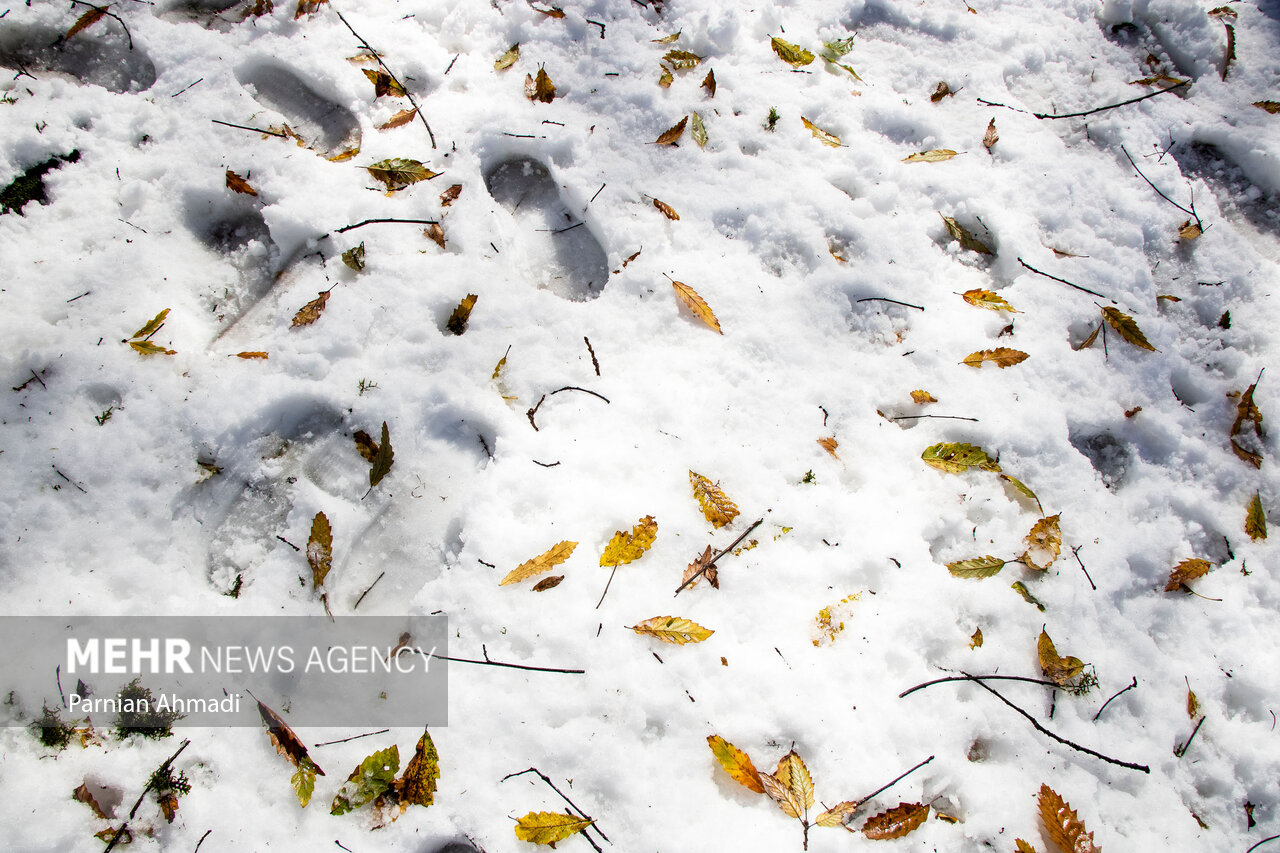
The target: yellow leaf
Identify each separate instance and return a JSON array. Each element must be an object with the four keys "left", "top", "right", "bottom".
[
  {"left": 921, "top": 442, "right": 1001, "bottom": 474},
  {"left": 366, "top": 158, "right": 439, "bottom": 191},
  {"left": 962, "top": 348, "right": 1029, "bottom": 368},
  {"left": 817, "top": 437, "right": 839, "bottom": 459},
  {"left": 1255, "top": 101, "right": 1280, "bottom": 114},
  {"left": 947, "top": 556, "right": 1005, "bottom": 579},
  {"left": 816, "top": 801, "right": 861, "bottom": 828},
  {"left": 1000, "top": 475, "right": 1044, "bottom": 514},
  {"left": 307, "top": 512, "right": 332, "bottom": 590},
  {"left": 970, "top": 627, "right": 983, "bottom": 649},
  {"left": 1037, "top": 629, "right": 1085, "bottom": 686},
  {"left": 1016, "top": 841, "right": 1040, "bottom": 853},
  {"left": 903, "top": 149, "right": 960, "bottom": 163},
  {"left": 689, "top": 472, "right": 739, "bottom": 528},
  {"left": 225, "top": 170, "right": 258, "bottom": 196},
  {"left": 1165, "top": 558, "right": 1213, "bottom": 591},
  {"left": 601, "top": 515, "right": 658, "bottom": 566},
  {"left": 940, "top": 214, "right": 994, "bottom": 254},
  {"left": 1101, "top": 306, "right": 1157, "bottom": 351},
  {"left": 702, "top": 68, "right": 716, "bottom": 96},
  {"left": 524, "top": 68, "right": 556, "bottom": 103},
  {"left": 514, "top": 811, "right": 593, "bottom": 846},
  {"left": 775, "top": 750, "right": 814, "bottom": 810},
  {"left": 962, "top": 289, "right": 1019, "bottom": 313},
  {"left": 861, "top": 802, "right": 930, "bottom": 839},
  {"left": 327, "top": 146, "right": 360, "bottom": 163},
  {"left": 129, "top": 340, "right": 176, "bottom": 356},
  {"left": 1186, "top": 681, "right": 1200, "bottom": 719},
  {"left": 234, "top": 351, "right": 269, "bottom": 360},
  {"left": 378, "top": 108, "right": 418, "bottom": 130},
  {"left": 494, "top": 43, "right": 520, "bottom": 71},
  {"left": 801, "top": 116, "right": 842, "bottom": 147},
  {"left": 657, "top": 66, "right": 673, "bottom": 88},
  {"left": 629, "top": 615, "right": 713, "bottom": 644},
  {"left": 691, "top": 112, "right": 709, "bottom": 148},
  {"left": 1038, "top": 784, "right": 1101, "bottom": 853},
  {"left": 707, "top": 735, "right": 766, "bottom": 794},
  {"left": 500, "top": 541, "right": 578, "bottom": 586},
  {"left": 654, "top": 116, "right": 688, "bottom": 145},
  {"left": 291, "top": 290, "right": 330, "bottom": 327},
  {"left": 671, "top": 280, "right": 722, "bottom": 333},
  {"left": 1246, "top": 492, "right": 1267, "bottom": 541},
  {"left": 983, "top": 118, "right": 998, "bottom": 150},
  {"left": 362, "top": 68, "right": 406, "bottom": 98},
  {"left": 1021, "top": 514, "right": 1062, "bottom": 571},
  {"left": 653, "top": 198, "right": 680, "bottom": 220},
  {"left": 65, "top": 6, "right": 108, "bottom": 40},
  {"left": 663, "top": 49, "right": 702, "bottom": 70},
  {"left": 652, "top": 31, "right": 681, "bottom": 43},
  {"left": 396, "top": 728, "right": 439, "bottom": 810},
  {"left": 770, "top": 37, "right": 814, "bottom": 67},
  {"left": 130, "top": 308, "right": 170, "bottom": 340},
  {"left": 1178, "top": 219, "right": 1203, "bottom": 240},
  {"left": 910, "top": 390, "right": 937, "bottom": 404},
  {"left": 446, "top": 294, "right": 477, "bottom": 335}
]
